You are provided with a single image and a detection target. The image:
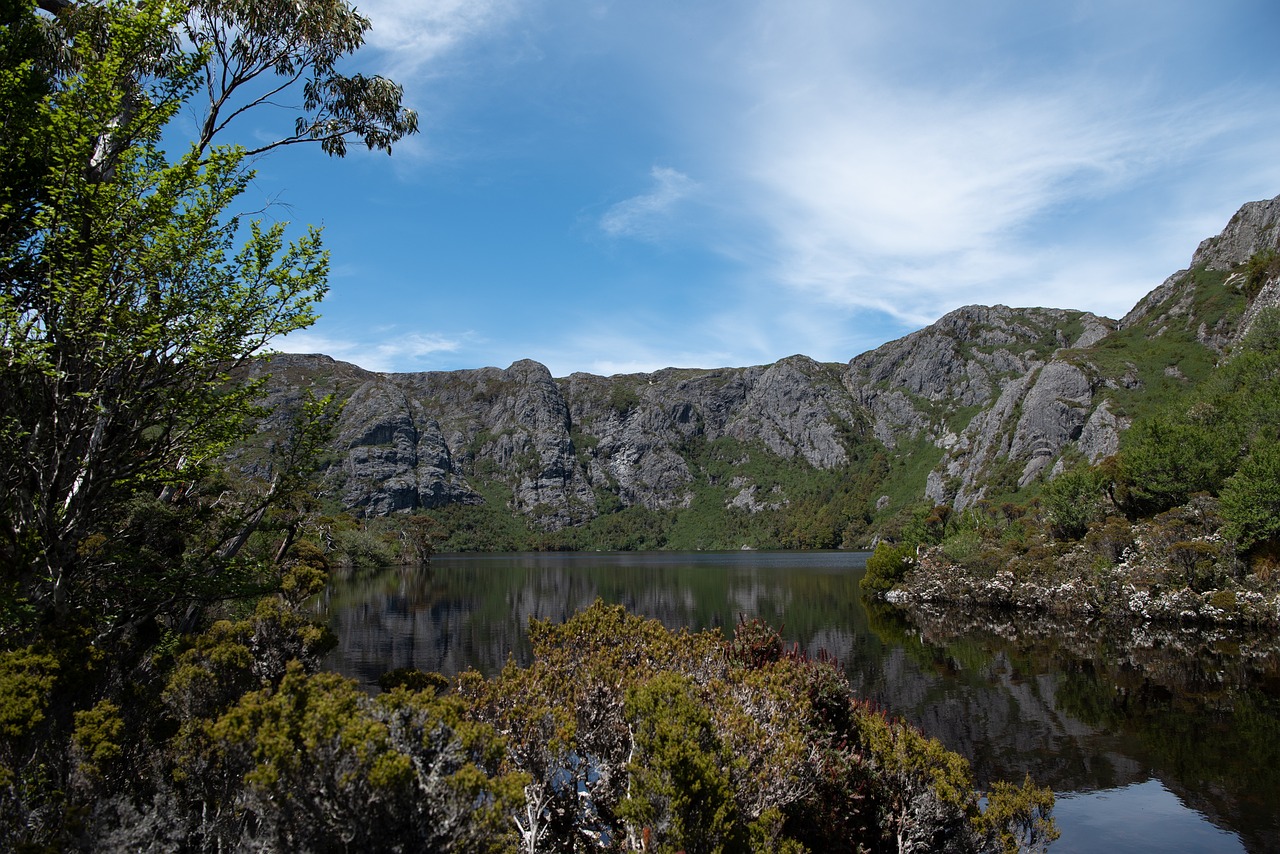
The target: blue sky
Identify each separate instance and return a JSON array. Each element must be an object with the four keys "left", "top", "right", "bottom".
[{"left": 243, "top": 0, "right": 1280, "bottom": 376}]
